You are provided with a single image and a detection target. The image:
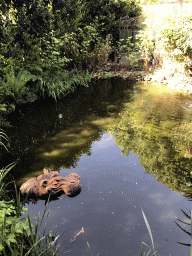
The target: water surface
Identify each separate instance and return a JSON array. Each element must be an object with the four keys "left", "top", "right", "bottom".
[{"left": 6, "top": 79, "right": 192, "bottom": 256}]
